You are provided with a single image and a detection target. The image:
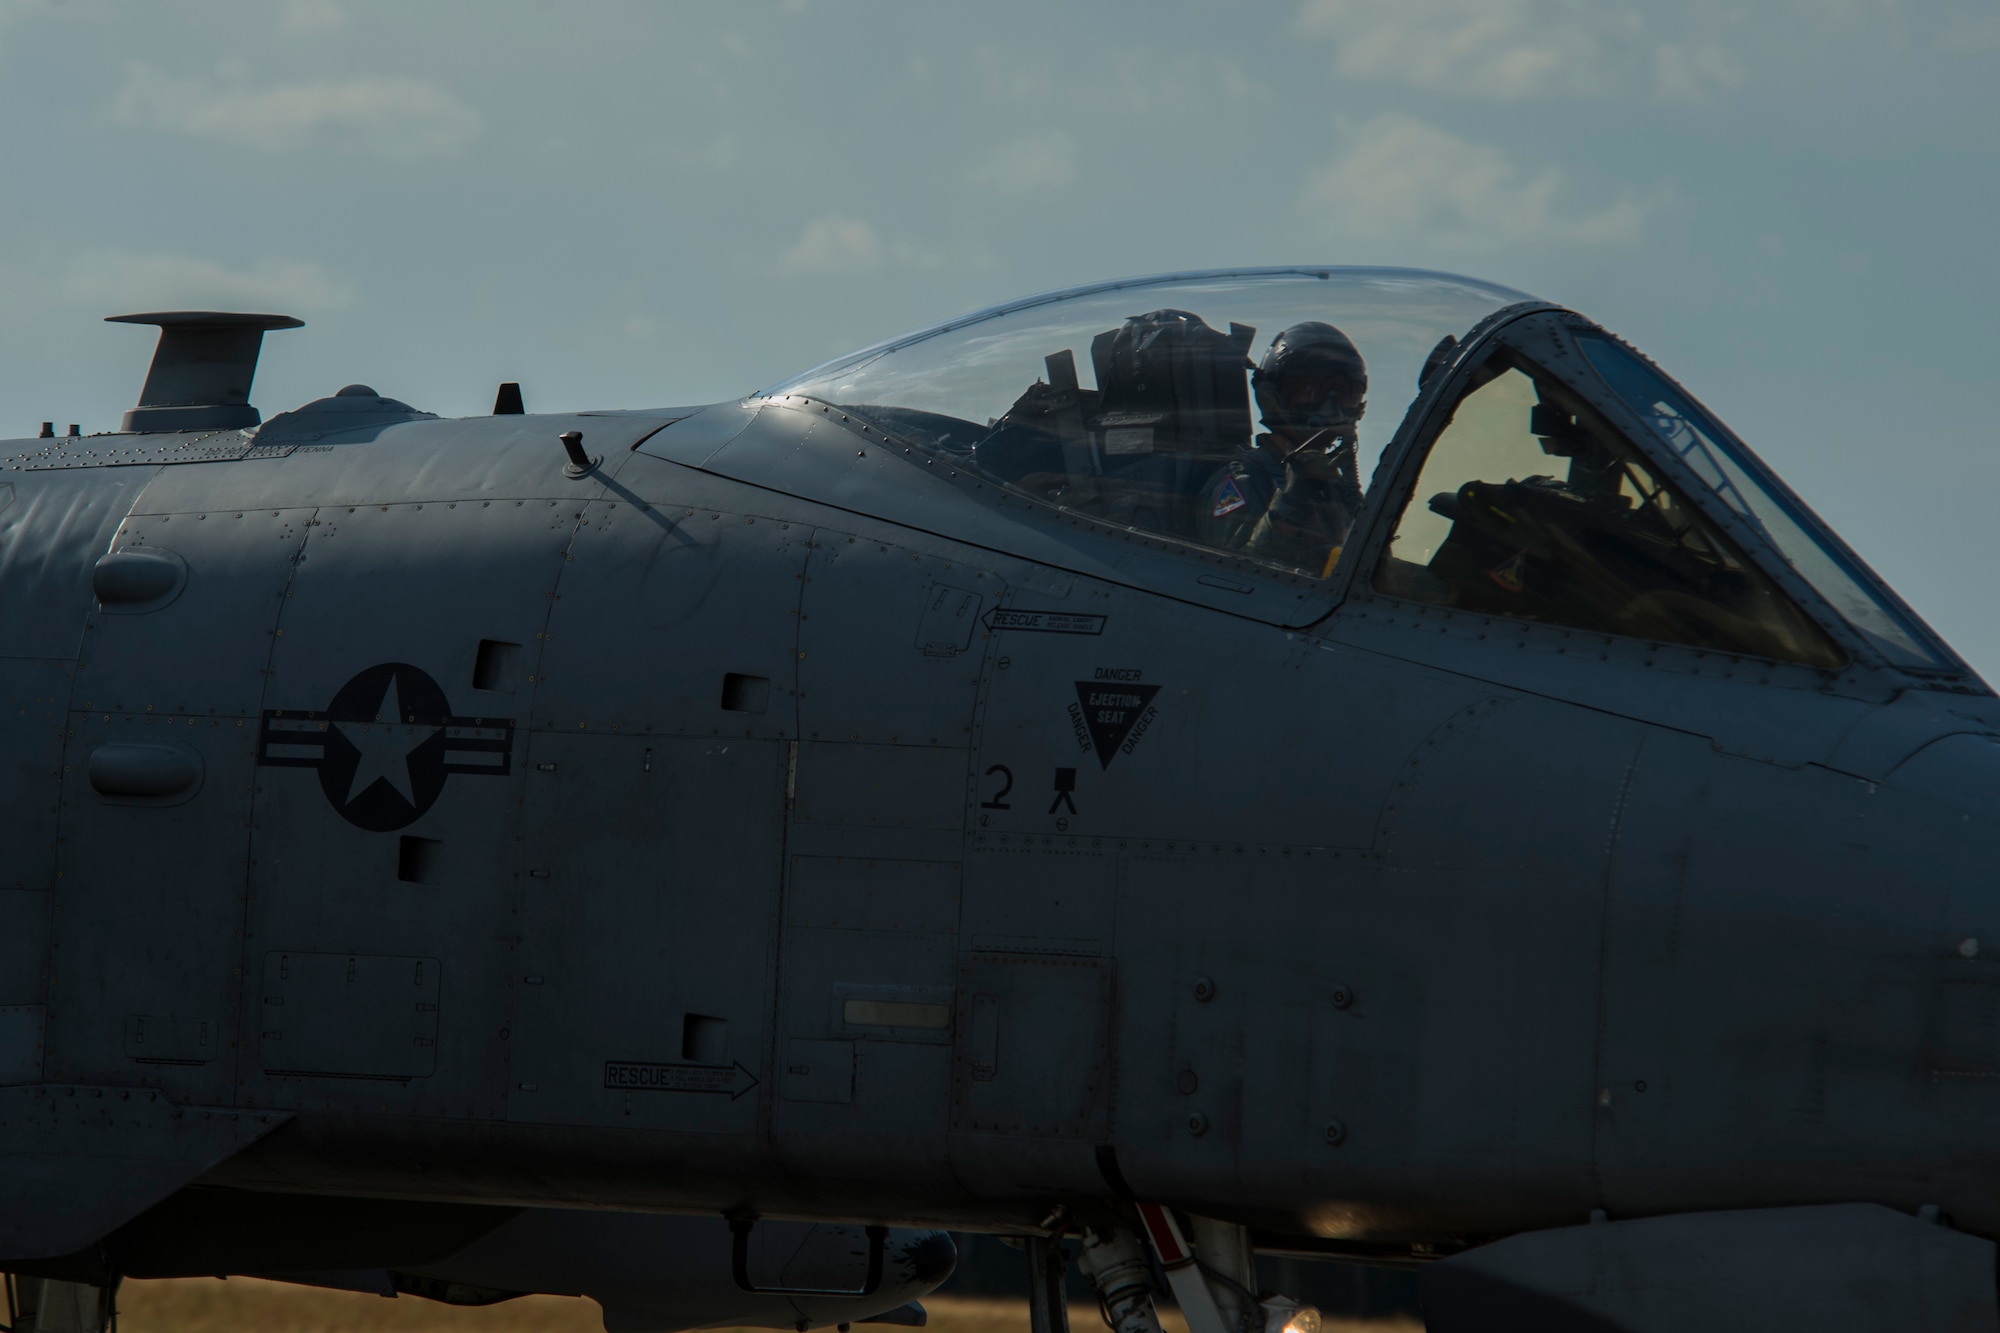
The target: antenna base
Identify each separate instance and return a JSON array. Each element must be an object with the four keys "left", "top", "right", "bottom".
[{"left": 120, "top": 404, "right": 261, "bottom": 433}]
